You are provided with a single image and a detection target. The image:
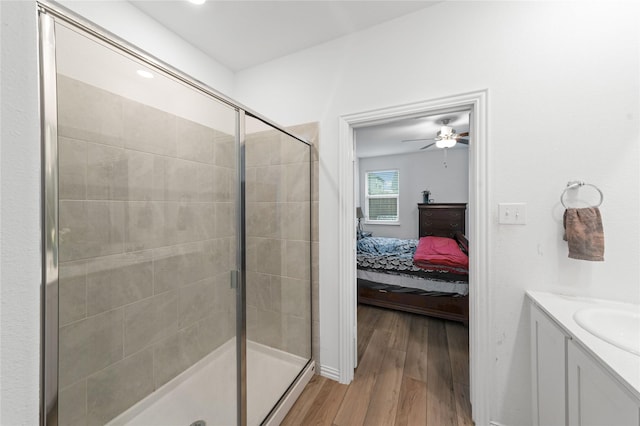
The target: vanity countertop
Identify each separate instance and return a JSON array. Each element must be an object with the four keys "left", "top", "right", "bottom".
[{"left": 526, "top": 291, "right": 640, "bottom": 400}]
